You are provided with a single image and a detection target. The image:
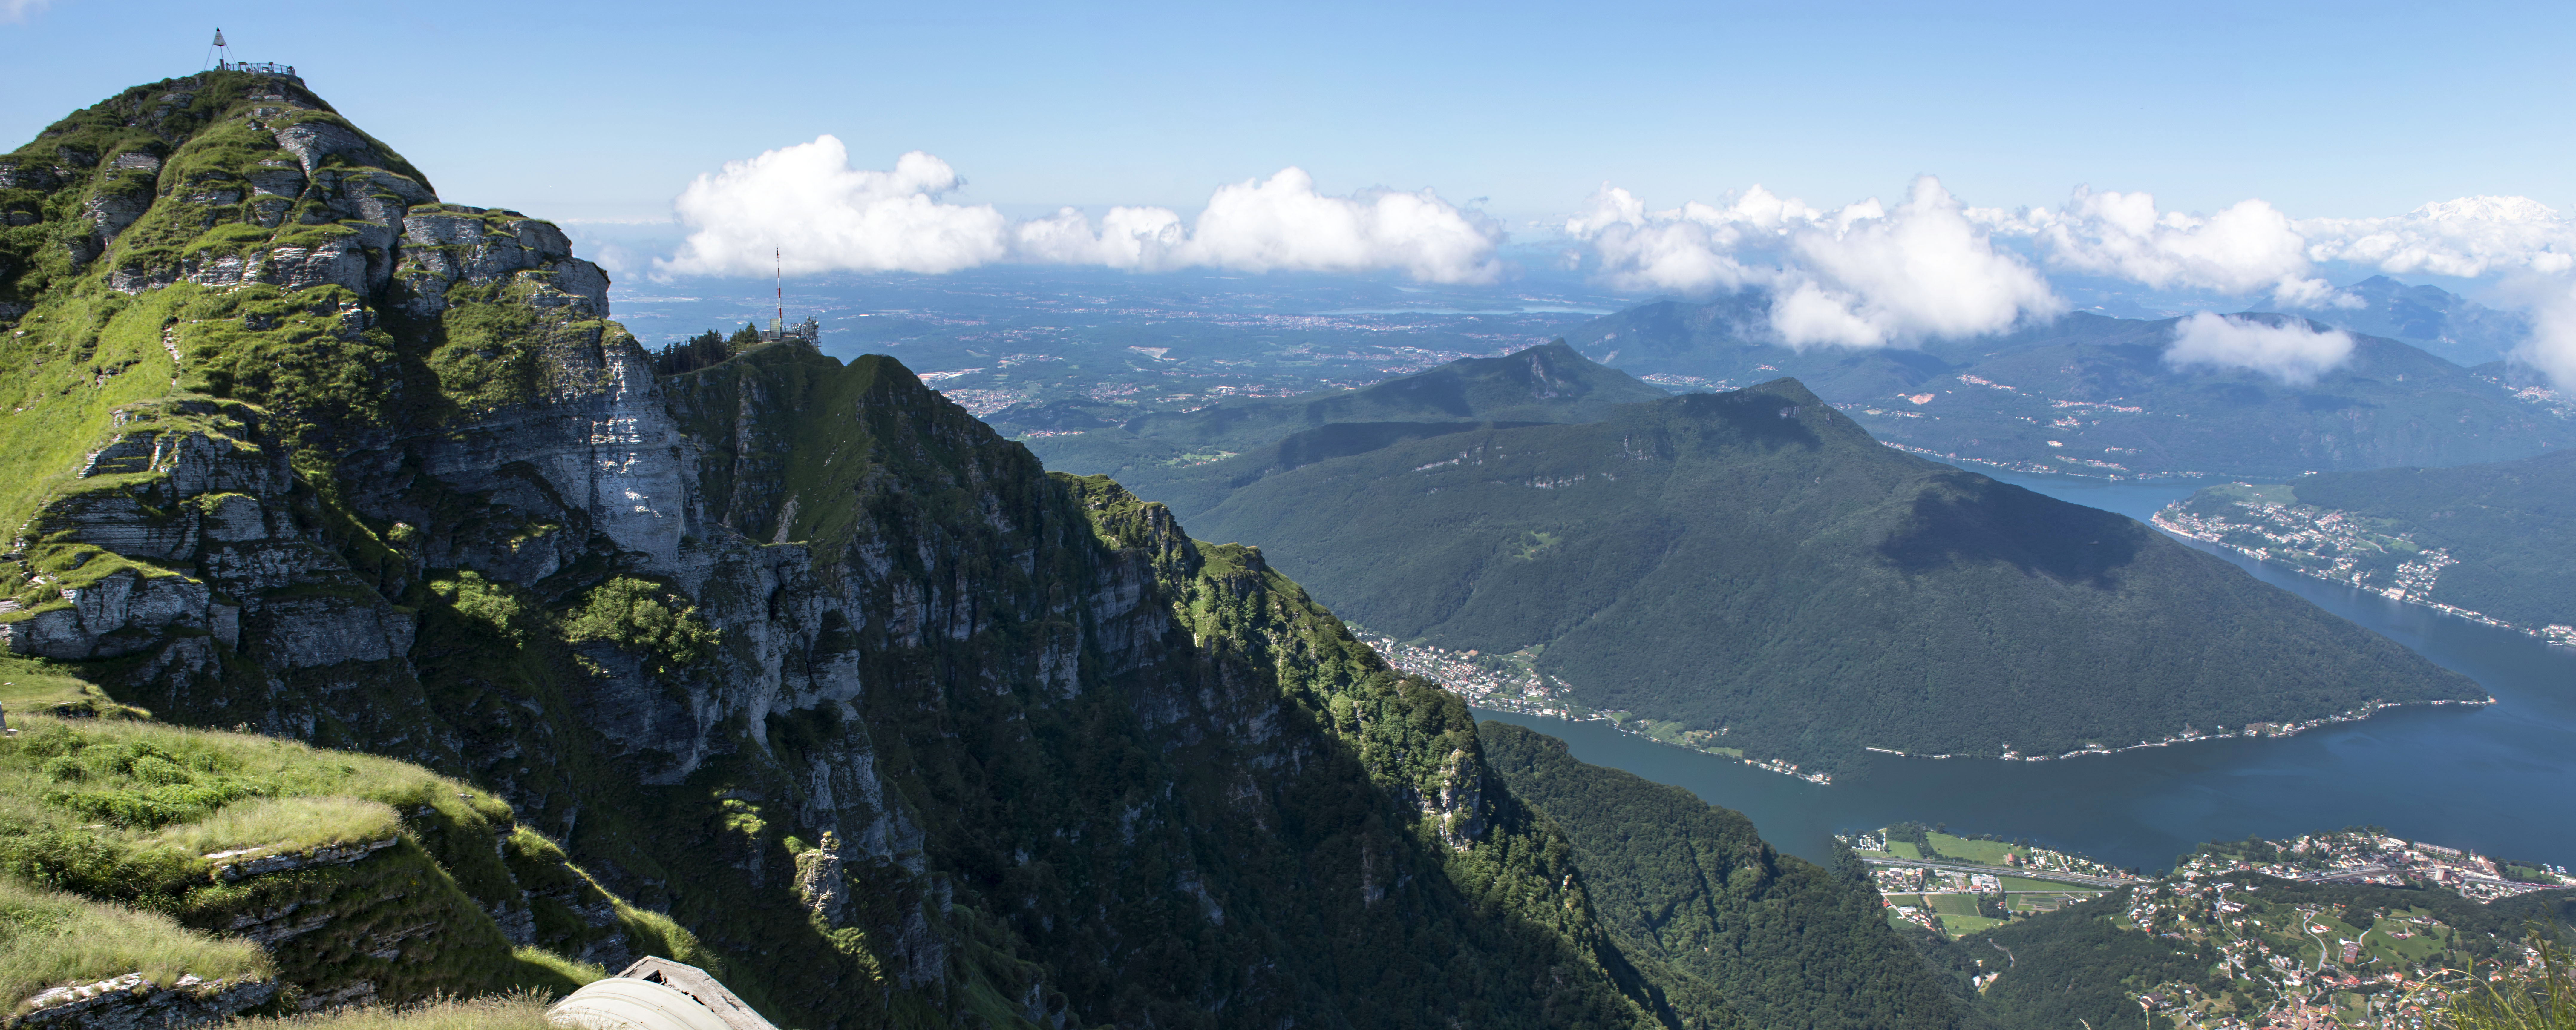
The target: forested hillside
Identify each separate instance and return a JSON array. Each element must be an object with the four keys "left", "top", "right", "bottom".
[
  {"left": 2160, "top": 449, "right": 2576, "bottom": 635},
  {"left": 1186, "top": 379, "right": 2480, "bottom": 774},
  {"left": 1019, "top": 340, "right": 1665, "bottom": 515},
  {"left": 1482, "top": 723, "right": 1973, "bottom": 1030}
]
